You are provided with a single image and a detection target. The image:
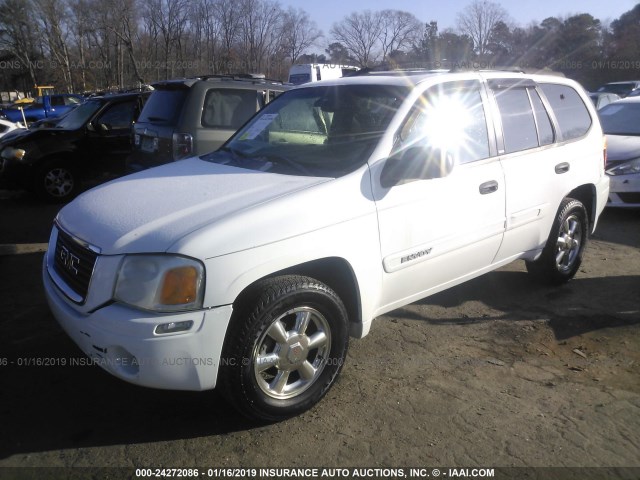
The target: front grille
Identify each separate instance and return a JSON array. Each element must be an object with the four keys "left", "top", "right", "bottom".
[
  {"left": 53, "top": 229, "right": 98, "bottom": 302},
  {"left": 618, "top": 192, "right": 640, "bottom": 204}
]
